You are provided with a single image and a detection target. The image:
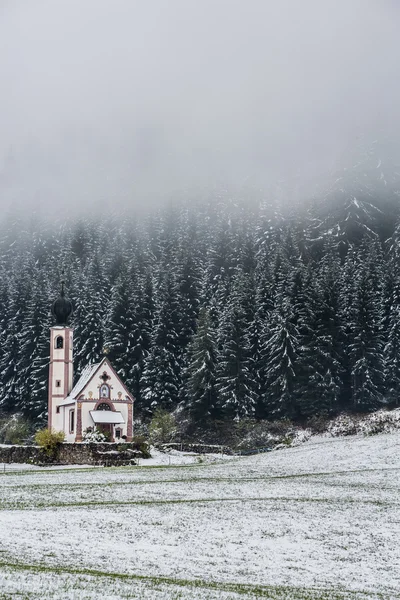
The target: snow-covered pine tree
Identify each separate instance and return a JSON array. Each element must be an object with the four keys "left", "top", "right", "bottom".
[
  {"left": 183, "top": 306, "right": 219, "bottom": 420},
  {"left": 215, "top": 271, "right": 257, "bottom": 420},
  {"left": 73, "top": 259, "right": 106, "bottom": 377},
  {"left": 140, "top": 271, "right": 181, "bottom": 413},
  {"left": 383, "top": 274, "right": 400, "bottom": 407},
  {"left": 348, "top": 266, "right": 385, "bottom": 410},
  {"left": 18, "top": 271, "right": 52, "bottom": 422},
  {"left": 295, "top": 245, "right": 342, "bottom": 416},
  {"left": 0, "top": 275, "right": 27, "bottom": 414},
  {"left": 104, "top": 263, "right": 137, "bottom": 384},
  {"left": 260, "top": 297, "right": 300, "bottom": 419}
]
